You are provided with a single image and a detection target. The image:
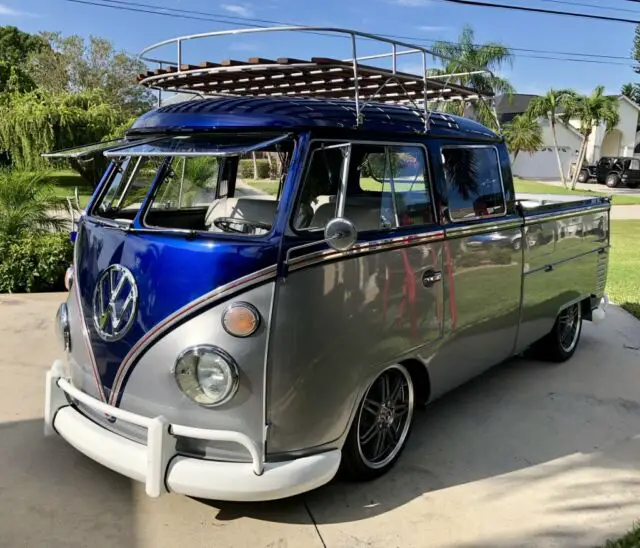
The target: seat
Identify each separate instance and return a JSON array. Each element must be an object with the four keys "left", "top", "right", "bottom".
[
  {"left": 205, "top": 197, "right": 278, "bottom": 232},
  {"left": 309, "top": 197, "right": 385, "bottom": 232}
]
